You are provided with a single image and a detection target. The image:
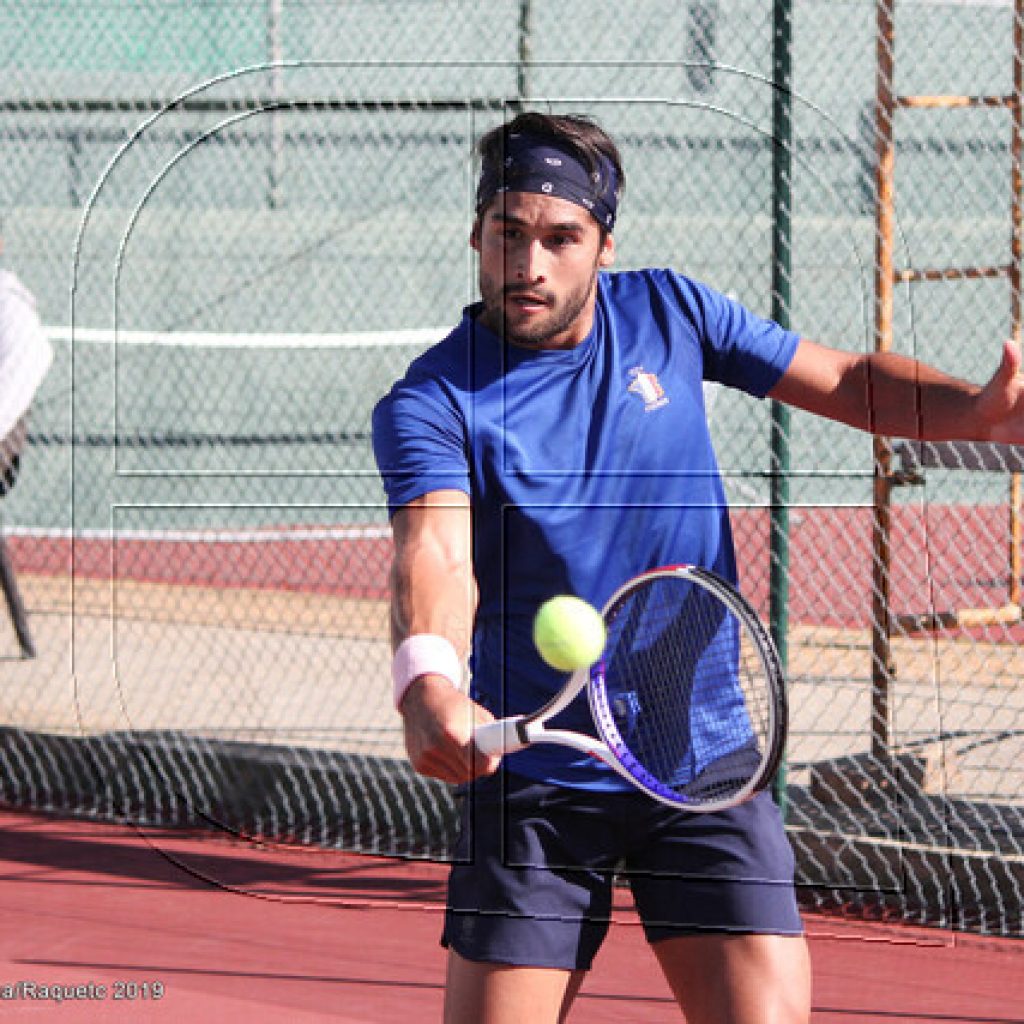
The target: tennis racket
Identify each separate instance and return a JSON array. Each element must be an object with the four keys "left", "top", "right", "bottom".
[{"left": 473, "top": 564, "right": 786, "bottom": 812}]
